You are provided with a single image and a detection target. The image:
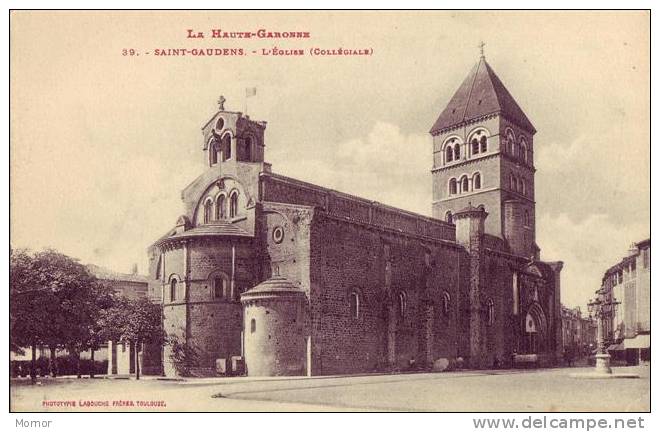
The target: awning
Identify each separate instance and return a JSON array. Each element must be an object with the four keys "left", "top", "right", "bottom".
[
  {"left": 624, "top": 334, "right": 651, "bottom": 349},
  {"left": 607, "top": 342, "right": 625, "bottom": 351}
]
